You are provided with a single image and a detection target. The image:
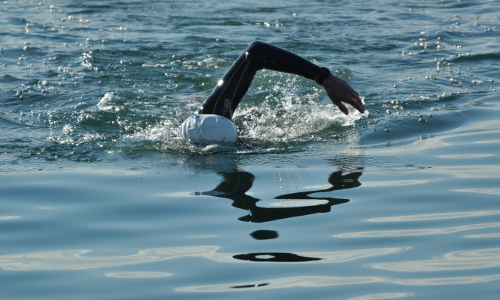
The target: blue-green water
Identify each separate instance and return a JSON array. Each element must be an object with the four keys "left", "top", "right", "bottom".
[{"left": 1, "top": 0, "right": 499, "bottom": 299}]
